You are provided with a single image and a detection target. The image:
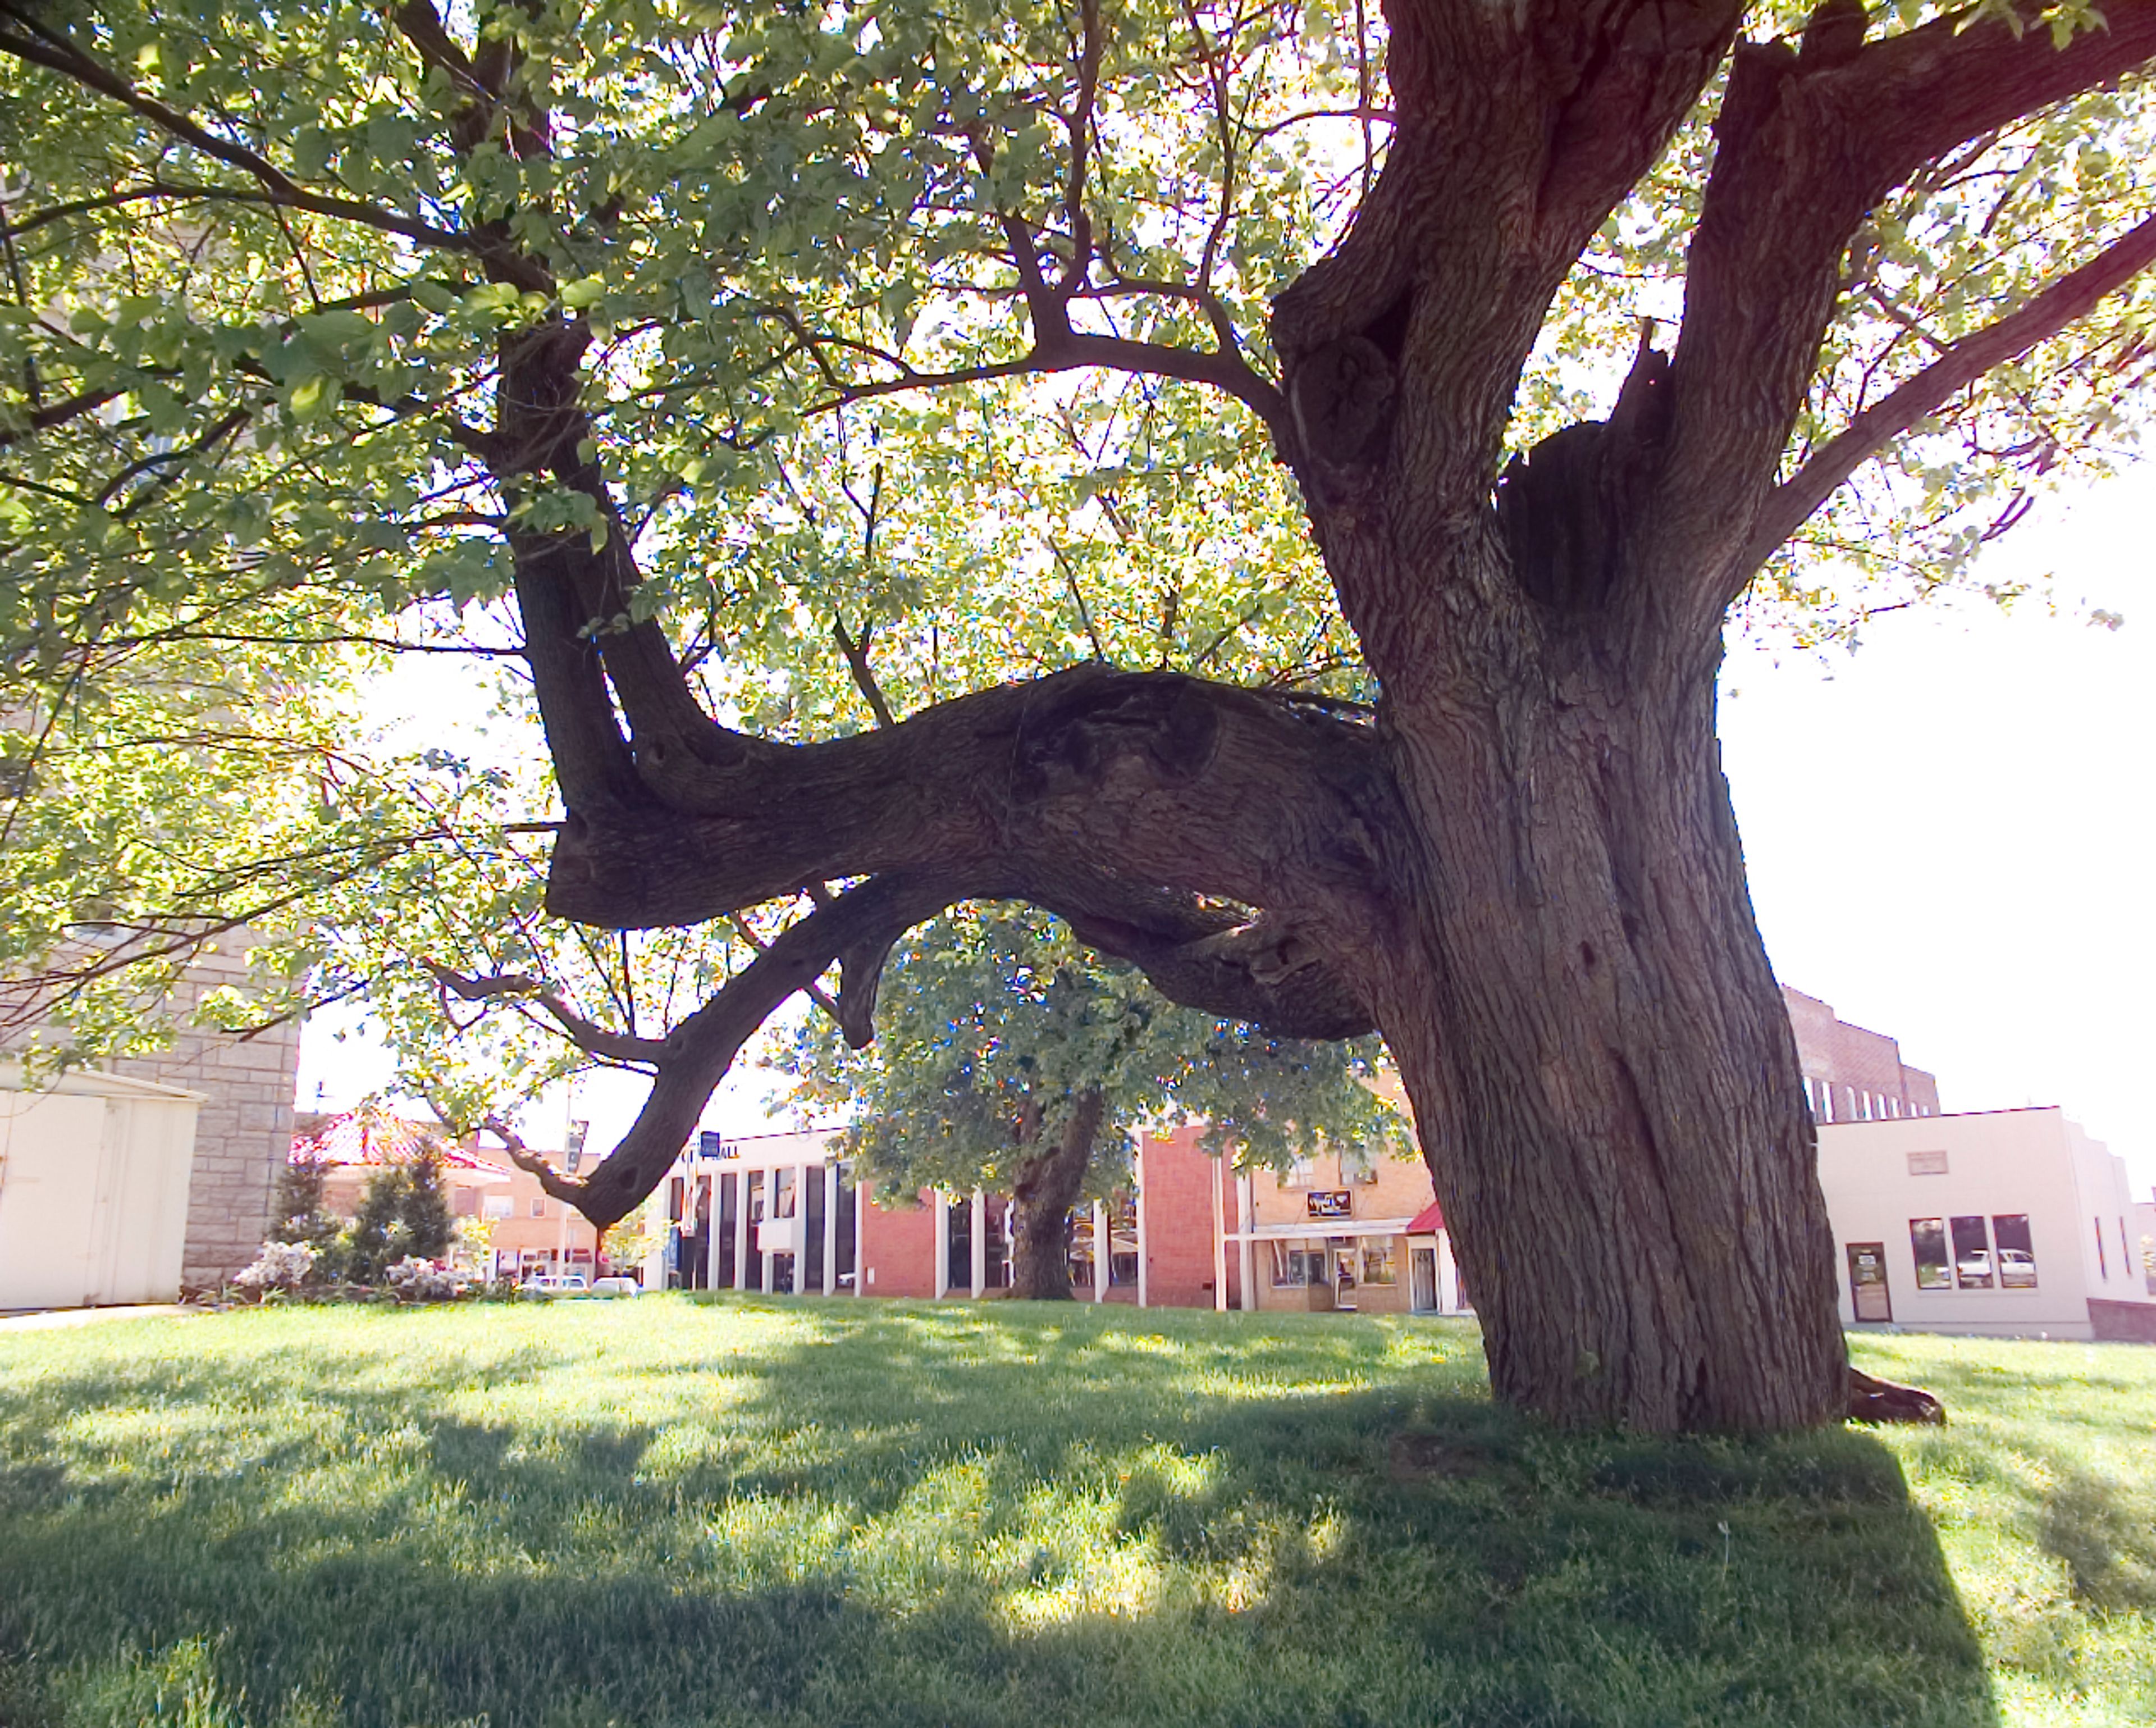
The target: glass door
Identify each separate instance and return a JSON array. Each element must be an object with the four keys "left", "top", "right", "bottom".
[
  {"left": 1846, "top": 1242, "right": 1891, "bottom": 1321},
  {"left": 1410, "top": 1246, "right": 1438, "bottom": 1313}
]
